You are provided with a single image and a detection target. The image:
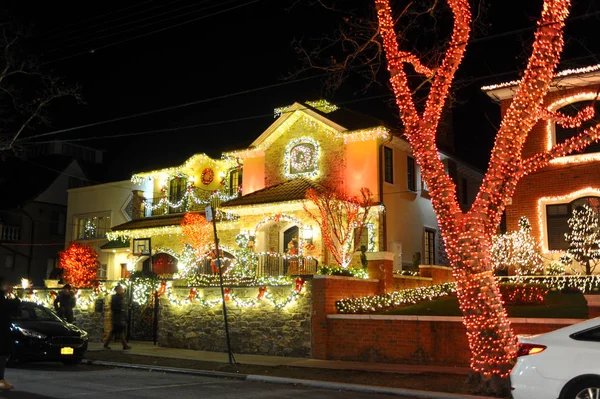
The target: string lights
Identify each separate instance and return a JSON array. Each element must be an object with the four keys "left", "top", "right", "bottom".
[
  {"left": 274, "top": 99, "right": 340, "bottom": 118},
  {"left": 58, "top": 242, "right": 99, "bottom": 288},
  {"left": 374, "top": 0, "right": 591, "bottom": 379},
  {"left": 284, "top": 137, "right": 321, "bottom": 179}
]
